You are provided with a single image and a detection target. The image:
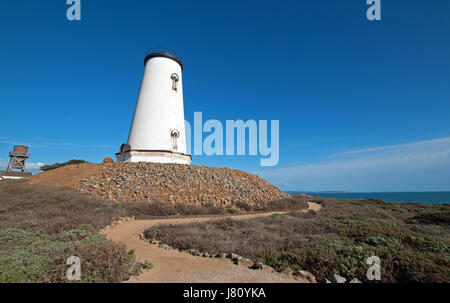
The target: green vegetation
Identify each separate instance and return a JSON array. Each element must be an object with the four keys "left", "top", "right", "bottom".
[
  {"left": 143, "top": 198, "right": 450, "bottom": 282},
  {"left": 0, "top": 227, "right": 141, "bottom": 282},
  {"left": 40, "top": 160, "right": 87, "bottom": 172},
  {"left": 141, "top": 260, "right": 154, "bottom": 270},
  {"left": 0, "top": 180, "right": 309, "bottom": 282},
  {"left": 406, "top": 211, "right": 450, "bottom": 226},
  {"left": 4, "top": 178, "right": 446, "bottom": 283},
  {"left": 0, "top": 181, "right": 142, "bottom": 282}
]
